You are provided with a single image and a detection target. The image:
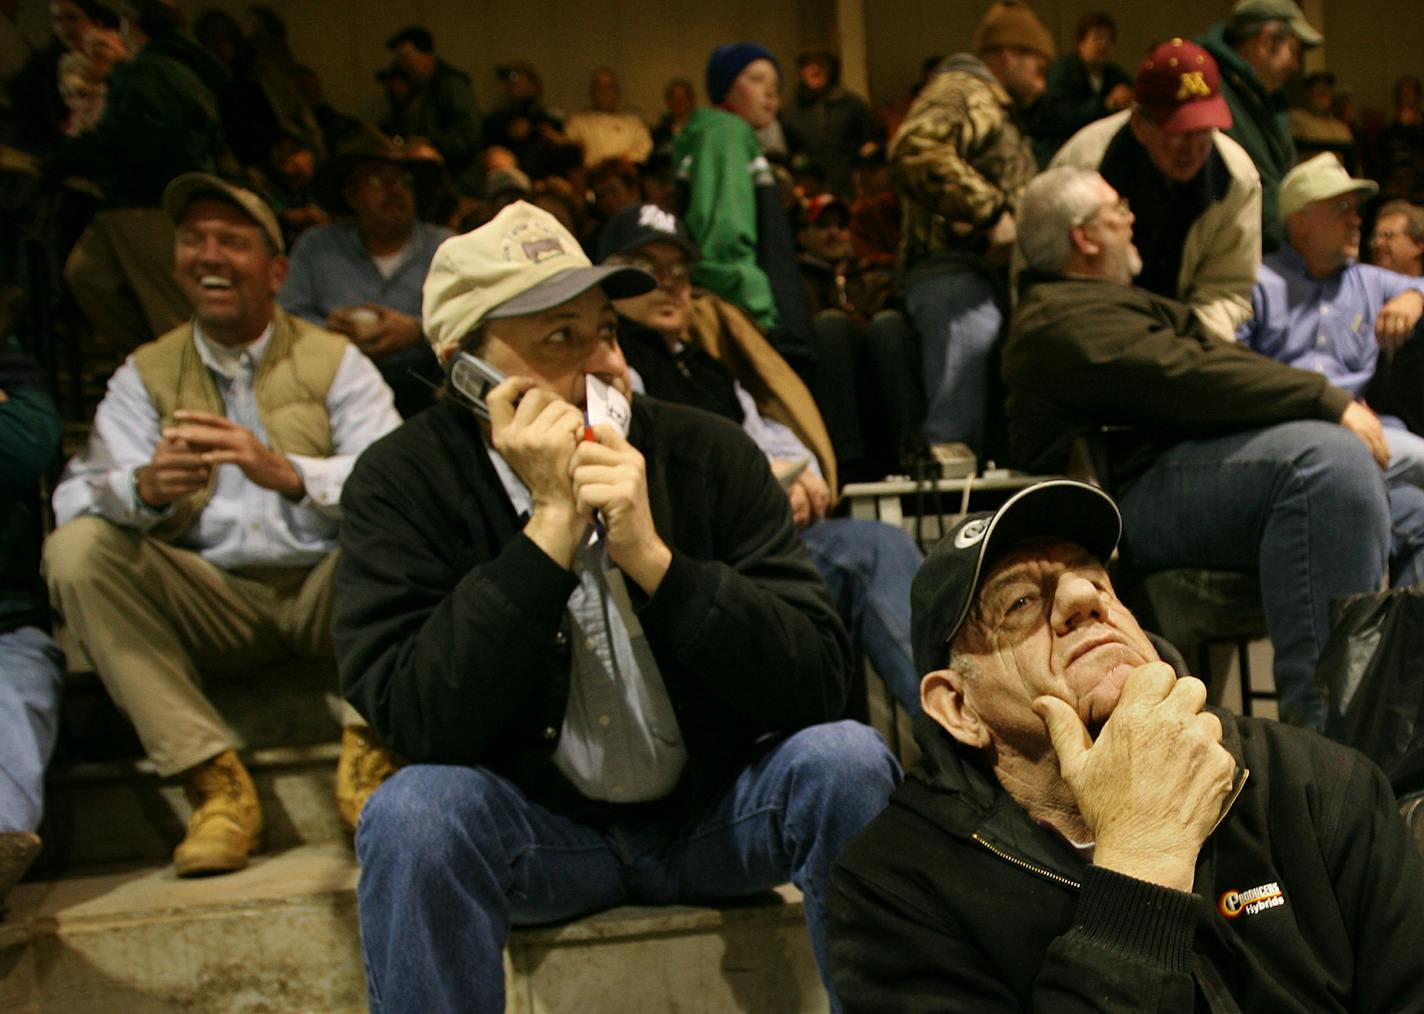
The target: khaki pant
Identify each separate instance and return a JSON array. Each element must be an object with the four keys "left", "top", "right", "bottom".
[
  {"left": 64, "top": 208, "right": 191, "bottom": 353},
  {"left": 43, "top": 516, "right": 355, "bottom": 776}
]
